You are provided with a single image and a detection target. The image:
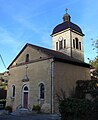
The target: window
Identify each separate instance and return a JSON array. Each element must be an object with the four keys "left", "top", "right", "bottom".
[
  {"left": 59, "top": 41, "right": 63, "bottom": 50},
  {"left": 73, "top": 39, "right": 75, "bottom": 48},
  {"left": 24, "top": 86, "right": 28, "bottom": 91},
  {"left": 75, "top": 38, "right": 79, "bottom": 49},
  {"left": 56, "top": 42, "right": 58, "bottom": 50},
  {"left": 12, "top": 85, "right": 15, "bottom": 98},
  {"left": 39, "top": 83, "right": 45, "bottom": 99},
  {"left": 64, "top": 39, "right": 66, "bottom": 48},
  {"left": 79, "top": 42, "right": 81, "bottom": 50},
  {"left": 25, "top": 54, "right": 29, "bottom": 62}
]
